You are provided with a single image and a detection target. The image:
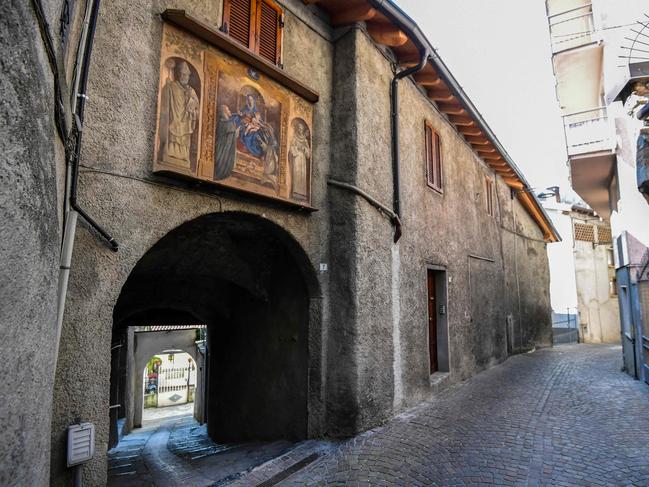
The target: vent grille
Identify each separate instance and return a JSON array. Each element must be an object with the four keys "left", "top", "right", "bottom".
[
  {"left": 574, "top": 223, "right": 595, "bottom": 242},
  {"left": 597, "top": 225, "right": 612, "bottom": 244}
]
